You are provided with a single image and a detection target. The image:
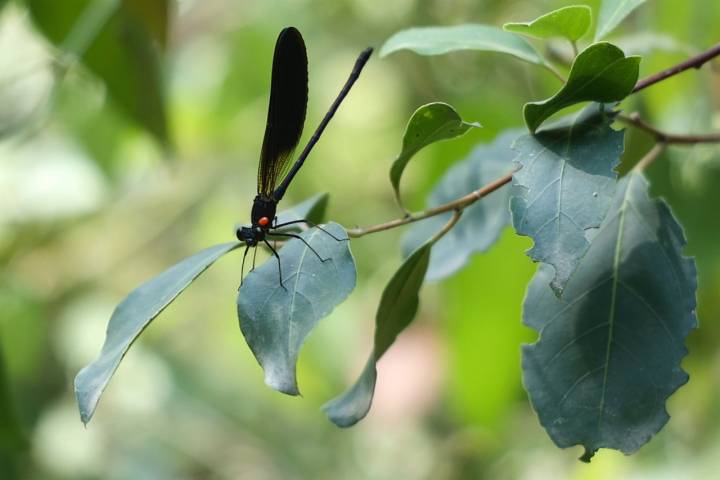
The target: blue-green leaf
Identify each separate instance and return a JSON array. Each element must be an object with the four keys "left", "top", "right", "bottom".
[
  {"left": 595, "top": 0, "right": 647, "bottom": 41},
  {"left": 402, "top": 130, "right": 518, "bottom": 281},
  {"left": 75, "top": 242, "right": 240, "bottom": 424},
  {"left": 390, "top": 103, "right": 480, "bottom": 207},
  {"left": 323, "top": 242, "right": 431, "bottom": 427},
  {"left": 380, "top": 24, "right": 548, "bottom": 67},
  {"left": 522, "top": 172, "right": 697, "bottom": 461},
  {"left": 504, "top": 5, "right": 592, "bottom": 43},
  {"left": 523, "top": 42, "right": 640, "bottom": 133},
  {"left": 237, "top": 223, "right": 356, "bottom": 396},
  {"left": 511, "top": 105, "right": 623, "bottom": 296}
]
